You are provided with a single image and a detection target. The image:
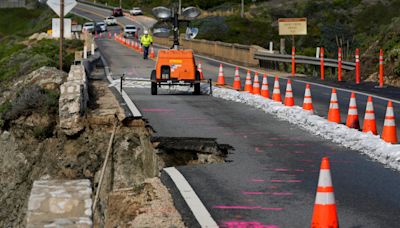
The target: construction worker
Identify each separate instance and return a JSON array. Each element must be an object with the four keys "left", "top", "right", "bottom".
[{"left": 140, "top": 30, "right": 153, "bottom": 59}]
